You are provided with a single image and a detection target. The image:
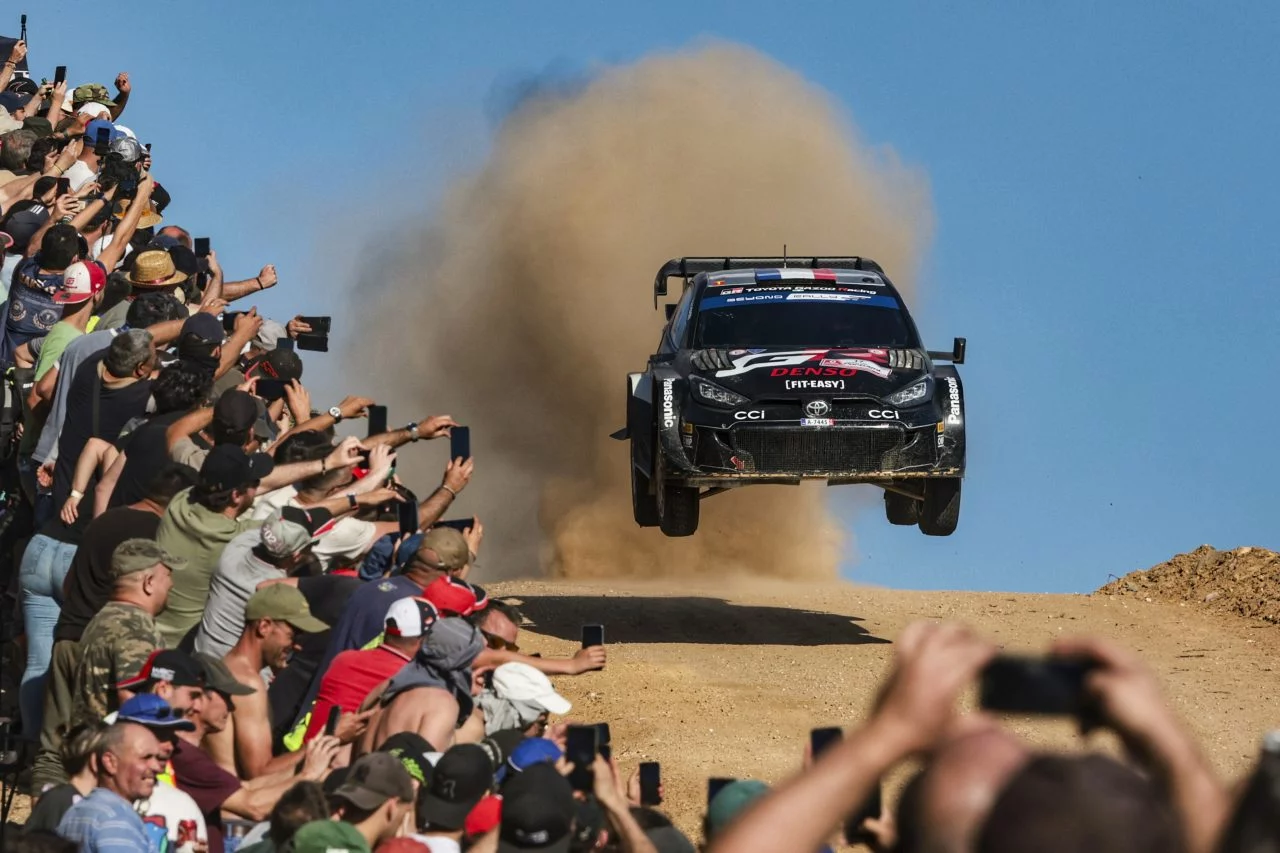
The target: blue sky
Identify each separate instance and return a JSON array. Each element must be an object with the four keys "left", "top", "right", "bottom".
[{"left": 36, "top": 1, "right": 1279, "bottom": 592}]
